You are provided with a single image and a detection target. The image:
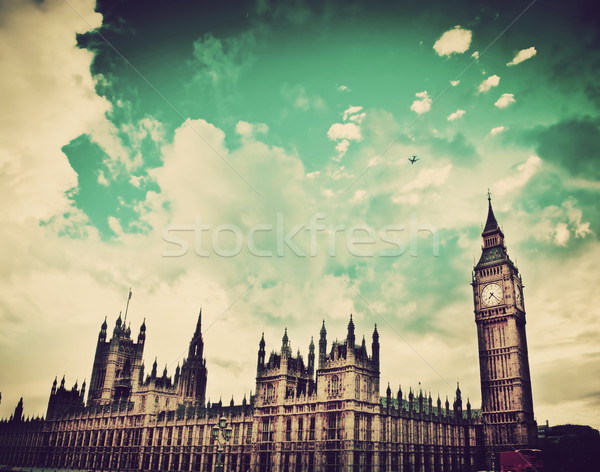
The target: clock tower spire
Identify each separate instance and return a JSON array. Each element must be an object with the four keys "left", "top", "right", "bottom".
[{"left": 472, "top": 193, "right": 537, "bottom": 468}]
